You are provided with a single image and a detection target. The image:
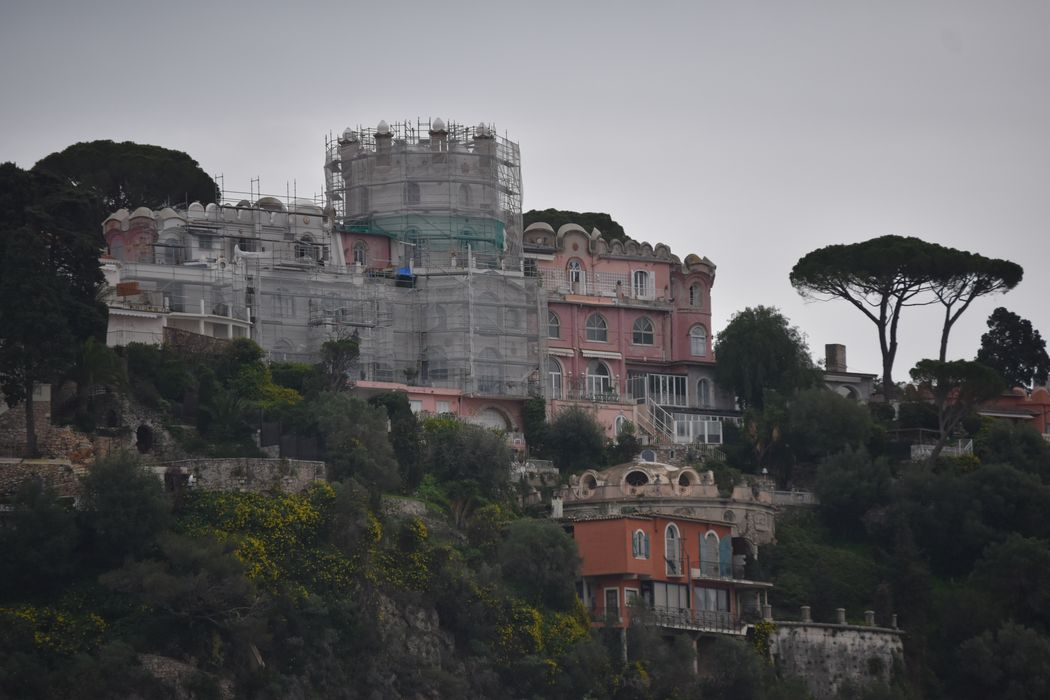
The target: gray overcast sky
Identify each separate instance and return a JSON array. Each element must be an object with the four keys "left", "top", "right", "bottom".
[{"left": 3, "top": 0, "right": 1048, "bottom": 379}]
